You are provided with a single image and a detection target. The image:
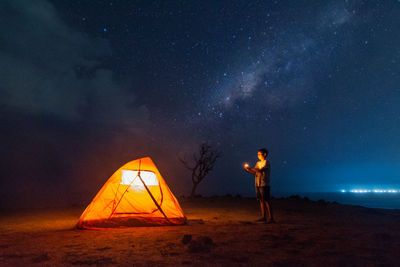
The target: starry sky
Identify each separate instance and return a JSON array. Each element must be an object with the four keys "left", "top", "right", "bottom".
[{"left": 1, "top": 0, "right": 400, "bottom": 208}]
